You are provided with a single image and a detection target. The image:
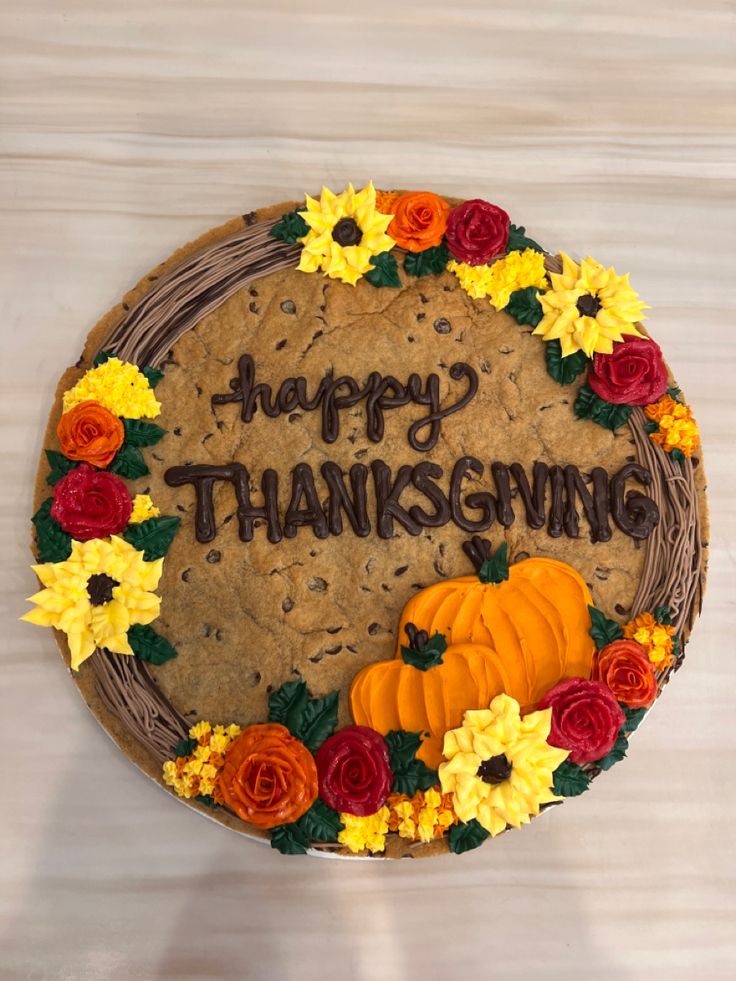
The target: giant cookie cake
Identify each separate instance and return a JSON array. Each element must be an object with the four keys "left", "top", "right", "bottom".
[{"left": 25, "top": 183, "right": 708, "bottom": 858}]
